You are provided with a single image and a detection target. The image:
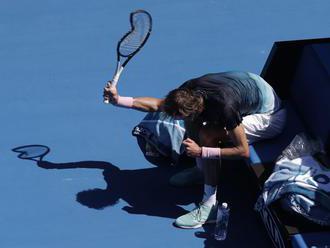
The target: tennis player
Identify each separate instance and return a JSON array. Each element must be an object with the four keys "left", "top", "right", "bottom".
[{"left": 103, "top": 71, "right": 286, "bottom": 229}]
